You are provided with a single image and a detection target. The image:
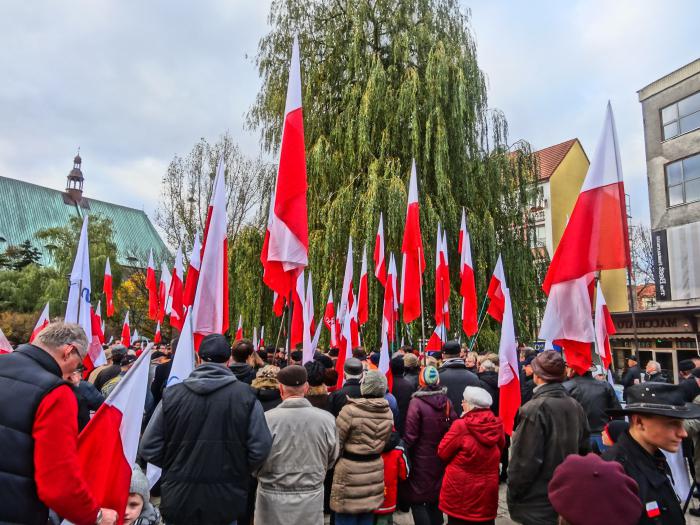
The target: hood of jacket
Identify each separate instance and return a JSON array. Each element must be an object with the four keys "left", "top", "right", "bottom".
[
  {"left": 532, "top": 381, "right": 568, "bottom": 399},
  {"left": 183, "top": 363, "right": 237, "bottom": 394},
  {"left": 464, "top": 408, "right": 503, "bottom": 447},
  {"left": 412, "top": 386, "right": 449, "bottom": 410},
  {"left": 383, "top": 430, "right": 402, "bottom": 453},
  {"left": 440, "top": 358, "right": 467, "bottom": 370},
  {"left": 230, "top": 362, "right": 254, "bottom": 376}
]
